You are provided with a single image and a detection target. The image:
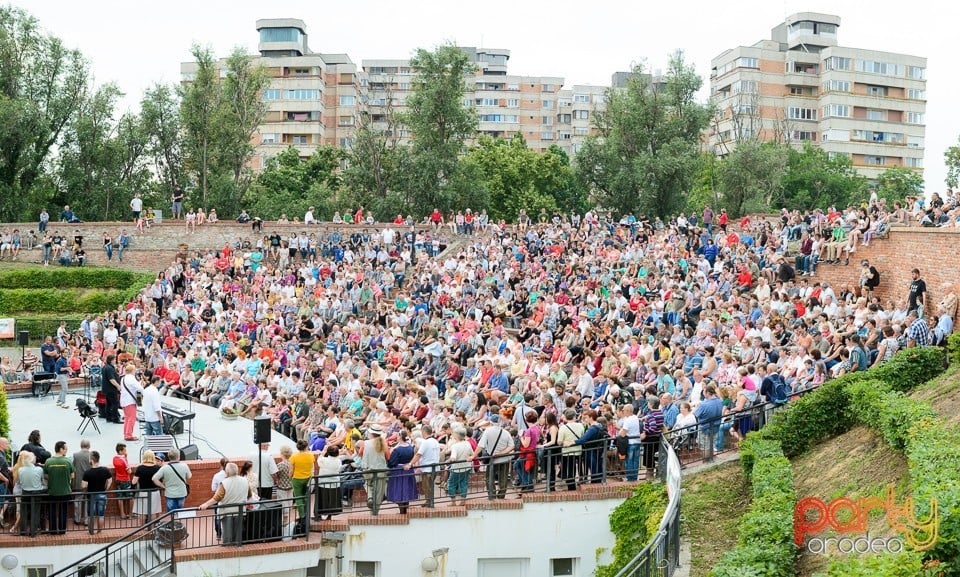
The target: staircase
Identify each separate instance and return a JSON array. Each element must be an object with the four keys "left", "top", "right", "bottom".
[{"left": 50, "top": 515, "right": 176, "bottom": 577}]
